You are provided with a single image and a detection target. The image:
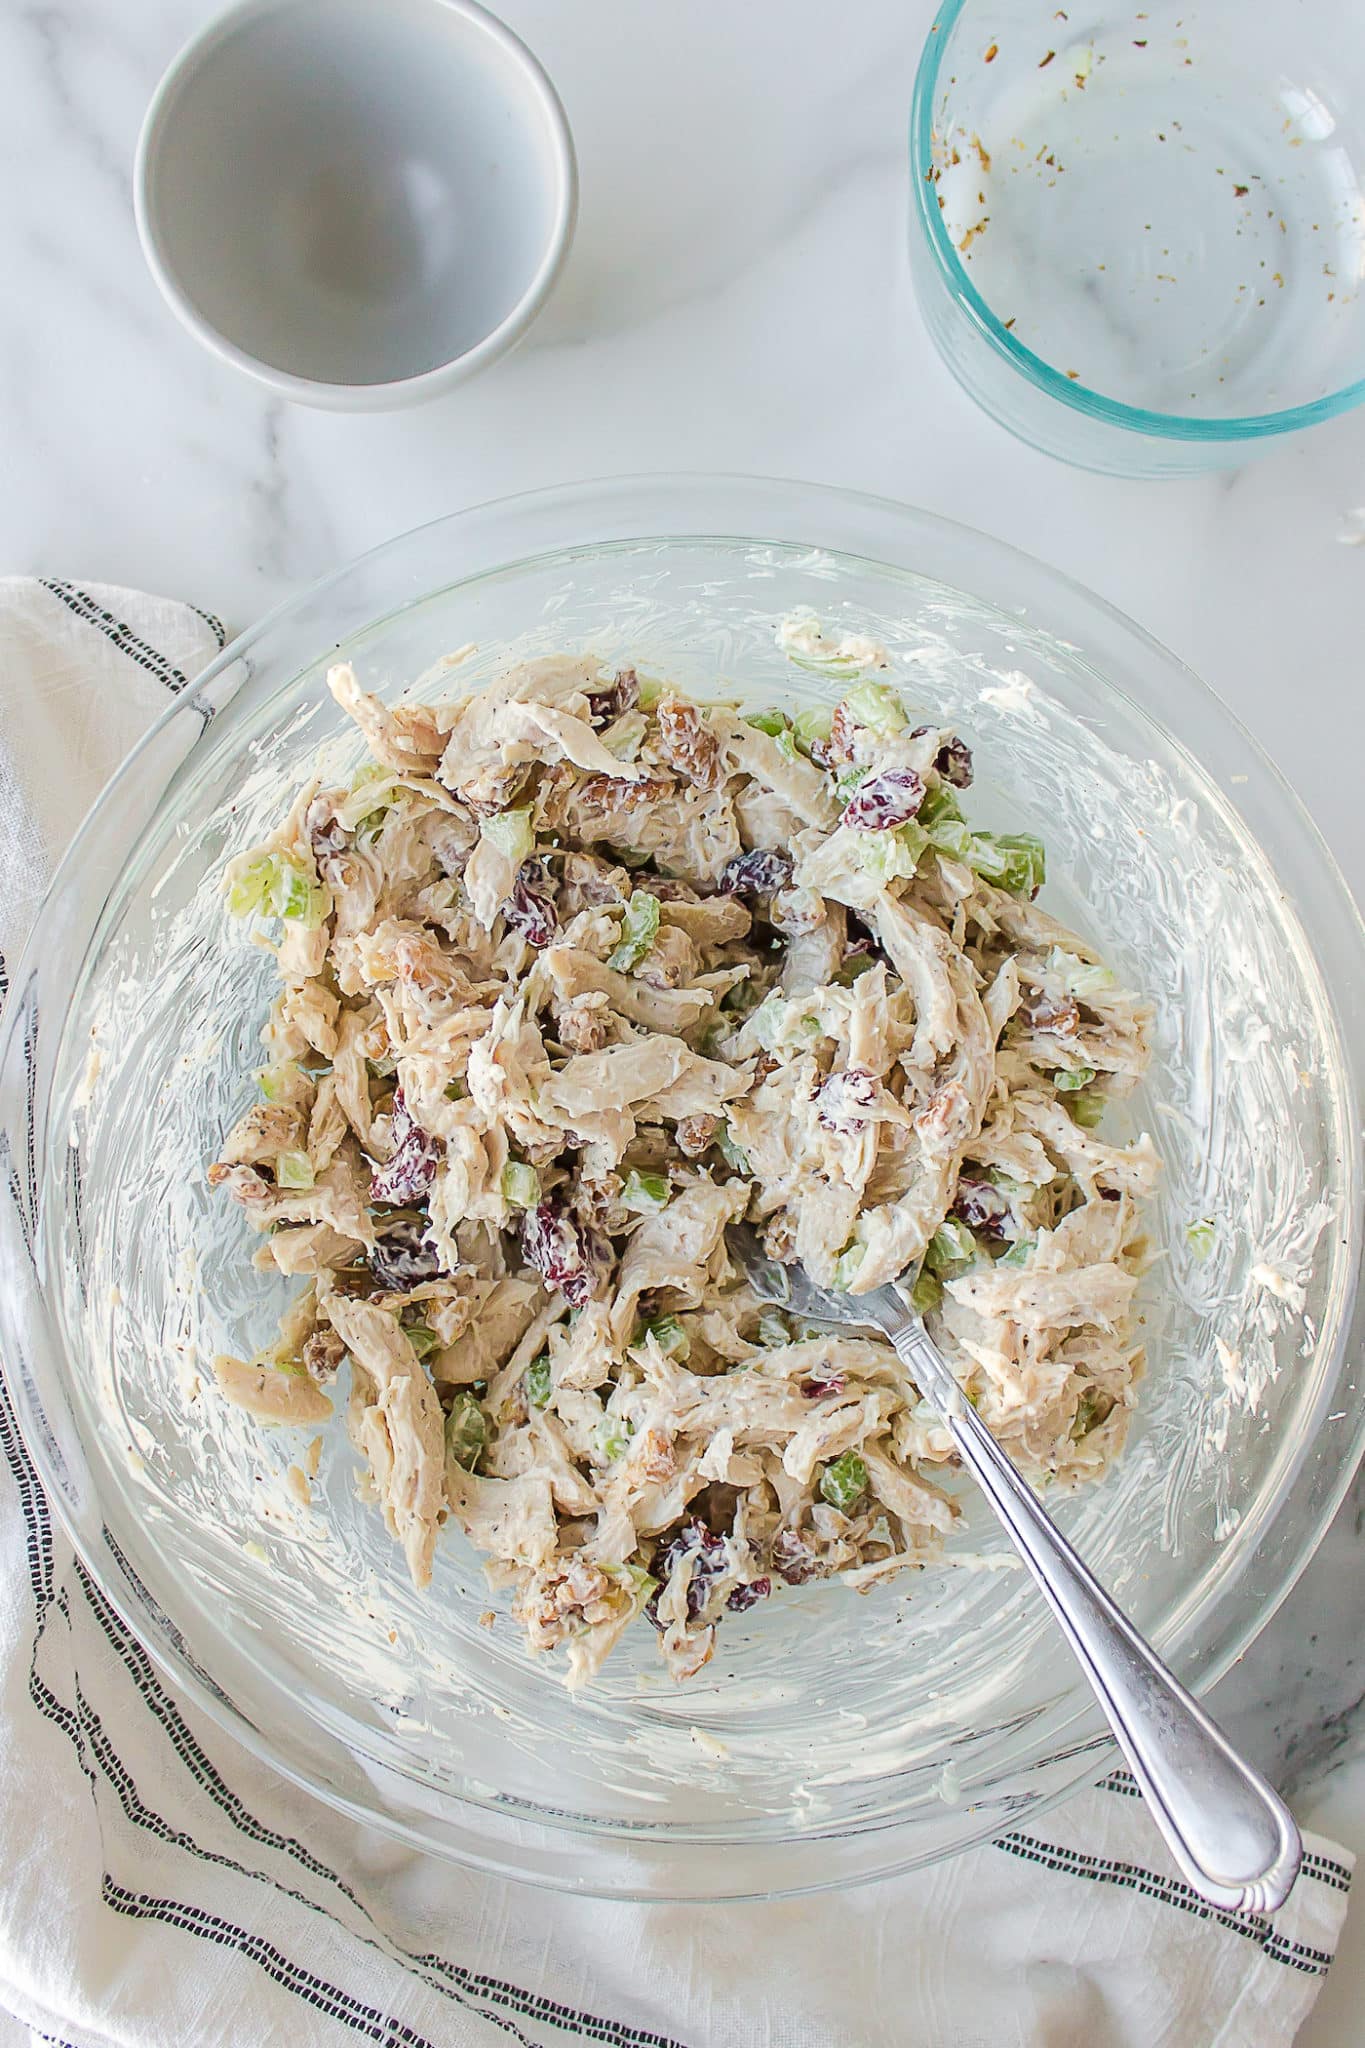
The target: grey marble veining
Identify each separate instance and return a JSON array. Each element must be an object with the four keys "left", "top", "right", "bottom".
[{"left": 1213, "top": 1462, "right": 1365, "bottom": 1797}]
